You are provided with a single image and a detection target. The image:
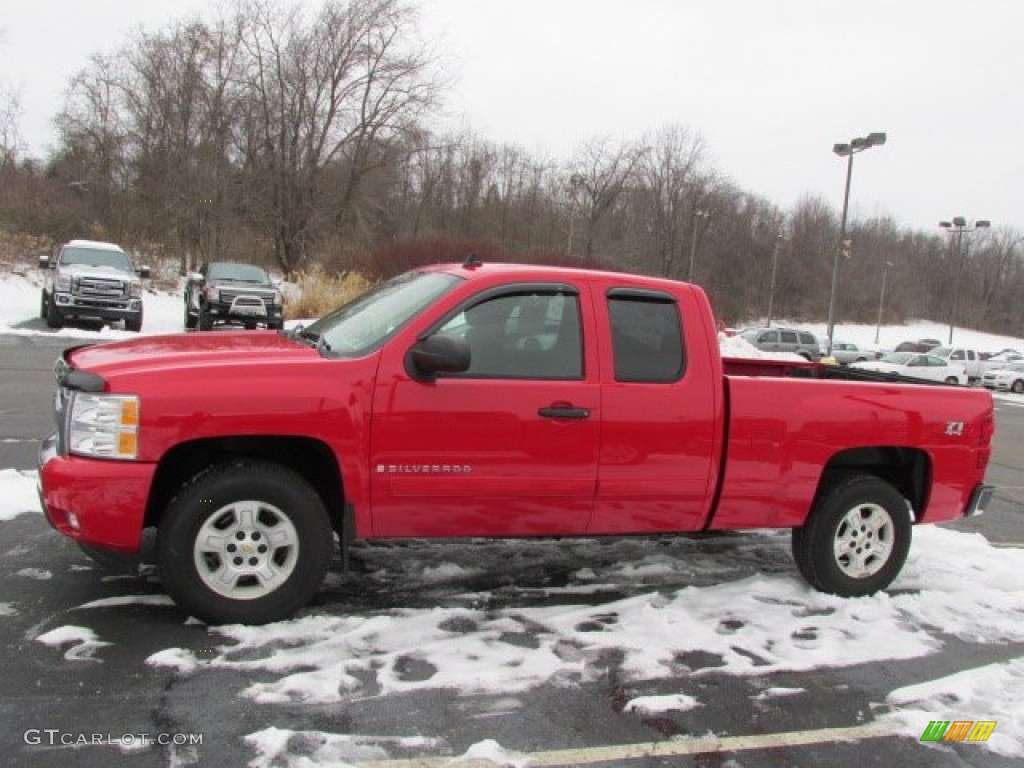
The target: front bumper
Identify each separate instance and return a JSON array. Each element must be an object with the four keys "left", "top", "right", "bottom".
[
  {"left": 53, "top": 292, "right": 142, "bottom": 321},
  {"left": 207, "top": 300, "right": 283, "bottom": 324},
  {"left": 37, "top": 432, "right": 154, "bottom": 553}
]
